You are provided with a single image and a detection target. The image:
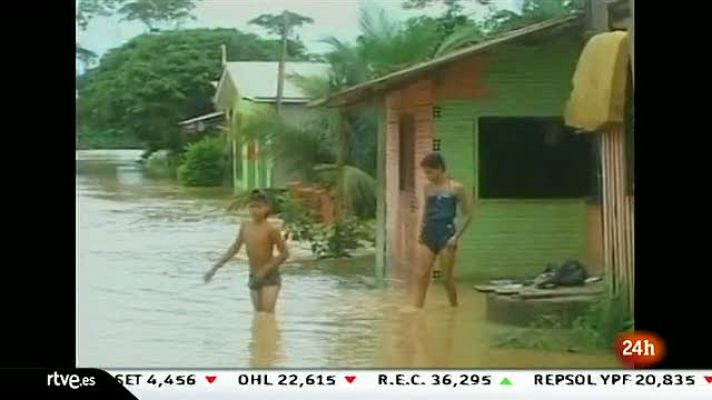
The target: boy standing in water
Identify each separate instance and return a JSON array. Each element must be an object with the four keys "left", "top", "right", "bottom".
[
  {"left": 204, "top": 190, "right": 290, "bottom": 313},
  {"left": 413, "top": 152, "right": 473, "bottom": 308}
]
